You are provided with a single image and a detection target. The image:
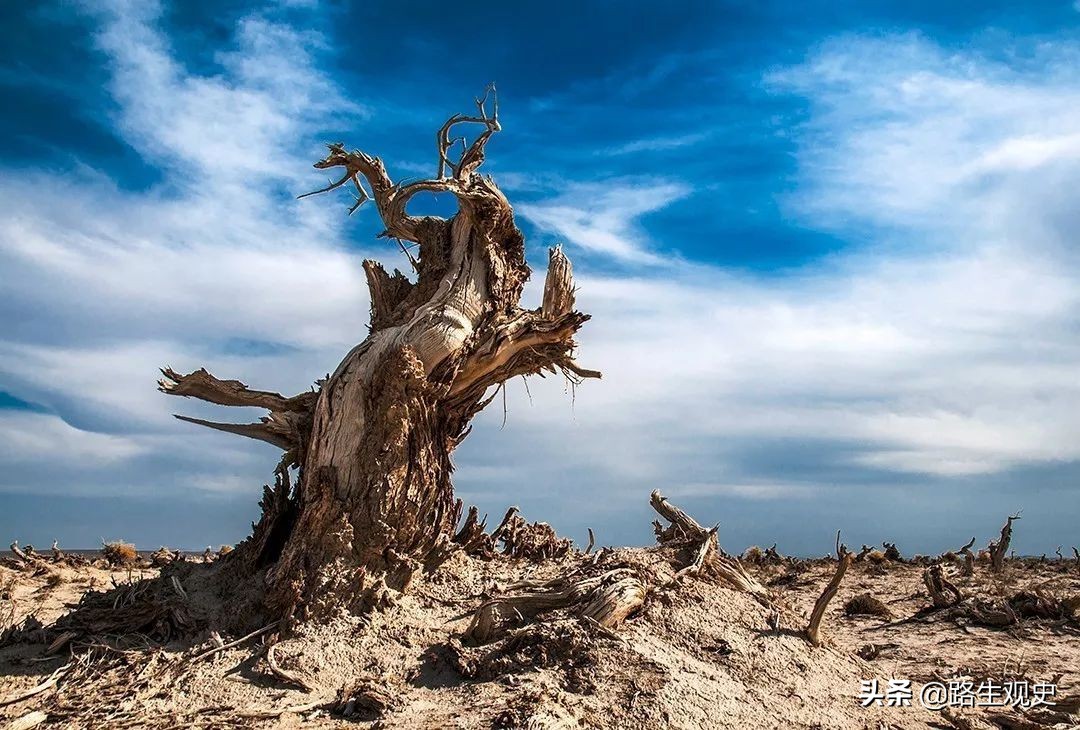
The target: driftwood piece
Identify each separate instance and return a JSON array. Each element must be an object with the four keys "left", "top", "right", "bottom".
[
  {"left": 0, "top": 664, "right": 69, "bottom": 707},
  {"left": 8, "top": 541, "right": 31, "bottom": 566},
  {"left": 466, "top": 568, "right": 644, "bottom": 643},
  {"left": 265, "top": 643, "right": 314, "bottom": 692},
  {"left": 988, "top": 512, "right": 1021, "bottom": 574},
  {"left": 3, "top": 711, "right": 49, "bottom": 730},
  {"left": 649, "top": 491, "right": 770, "bottom": 600},
  {"left": 805, "top": 532, "right": 853, "bottom": 646}
]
